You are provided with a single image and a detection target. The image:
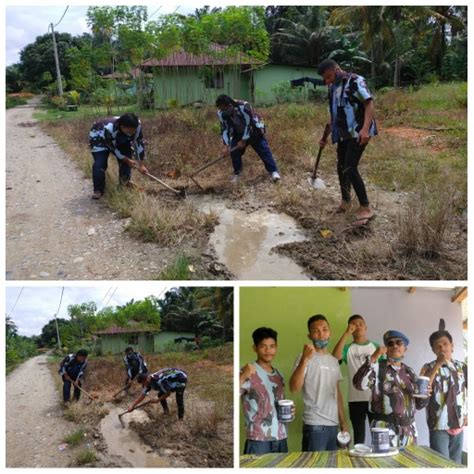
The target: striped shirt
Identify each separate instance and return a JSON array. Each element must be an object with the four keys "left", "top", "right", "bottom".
[
  {"left": 217, "top": 100, "right": 265, "bottom": 145},
  {"left": 59, "top": 354, "right": 88, "bottom": 380},
  {"left": 143, "top": 368, "right": 188, "bottom": 395},
  {"left": 123, "top": 352, "right": 147, "bottom": 379},
  {"left": 89, "top": 117, "right": 145, "bottom": 160}
]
